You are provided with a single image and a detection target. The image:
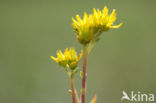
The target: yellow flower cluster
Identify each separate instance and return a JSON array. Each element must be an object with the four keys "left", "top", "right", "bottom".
[
  {"left": 72, "top": 6, "right": 122, "bottom": 44},
  {"left": 51, "top": 48, "right": 83, "bottom": 69}
]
